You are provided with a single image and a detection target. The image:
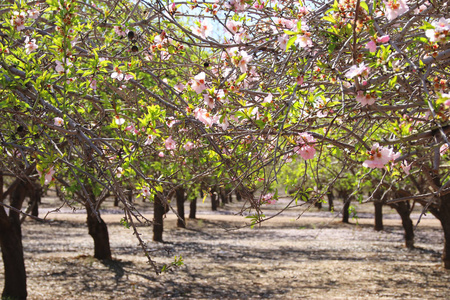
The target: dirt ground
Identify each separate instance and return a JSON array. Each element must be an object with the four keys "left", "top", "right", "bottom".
[{"left": 1, "top": 197, "right": 450, "bottom": 299}]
